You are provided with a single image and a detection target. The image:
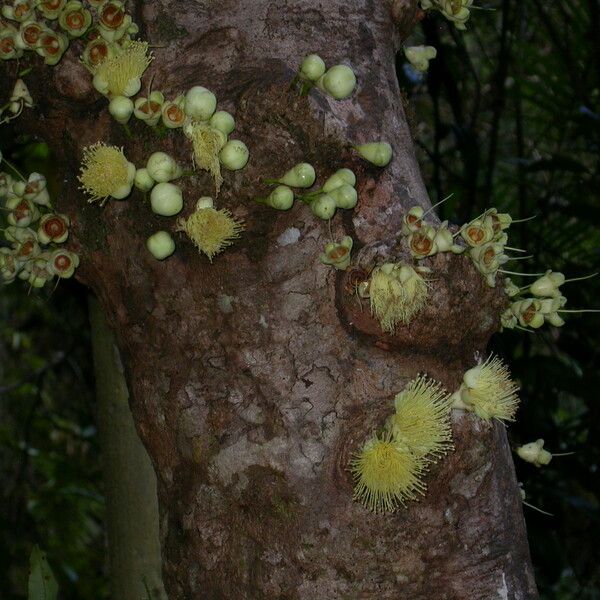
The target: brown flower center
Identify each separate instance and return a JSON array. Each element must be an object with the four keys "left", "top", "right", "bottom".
[
  {"left": 41, "top": 34, "right": 60, "bottom": 55},
  {"left": 0, "top": 37, "right": 15, "bottom": 55},
  {"left": 522, "top": 304, "right": 537, "bottom": 324},
  {"left": 166, "top": 105, "right": 184, "bottom": 123},
  {"left": 410, "top": 232, "right": 433, "bottom": 256},
  {"left": 14, "top": 201, "right": 30, "bottom": 221},
  {"left": 466, "top": 226, "right": 484, "bottom": 244},
  {"left": 15, "top": 2, "right": 31, "bottom": 18},
  {"left": 66, "top": 11, "right": 85, "bottom": 29},
  {"left": 329, "top": 246, "right": 349, "bottom": 261},
  {"left": 483, "top": 246, "right": 496, "bottom": 266},
  {"left": 140, "top": 101, "right": 160, "bottom": 114},
  {"left": 42, "top": 0, "right": 61, "bottom": 9},
  {"left": 44, "top": 217, "right": 67, "bottom": 239},
  {"left": 54, "top": 254, "right": 71, "bottom": 271},
  {"left": 23, "top": 23, "right": 41, "bottom": 45},
  {"left": 101, "top": 4, "right": 125, "bottom": 29},
  {"left": 89, "top": 43, "right": 108, "bottom": 65}
]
